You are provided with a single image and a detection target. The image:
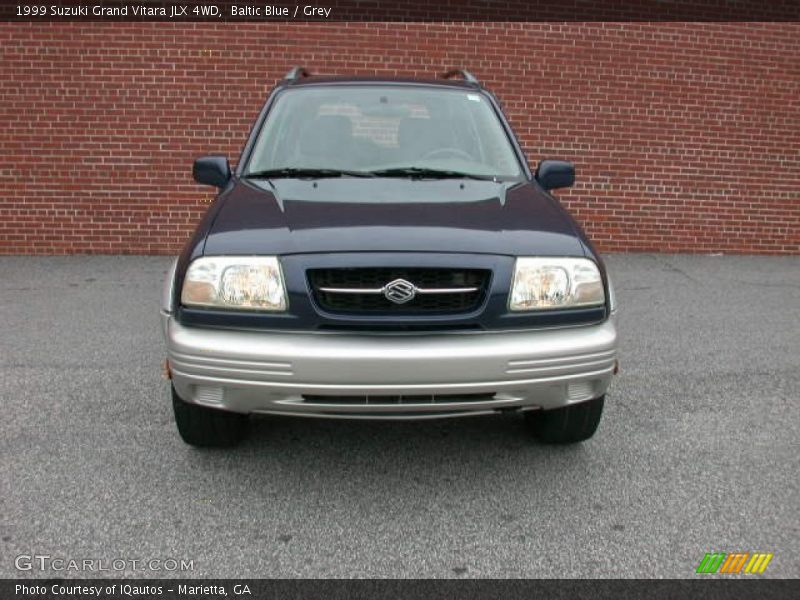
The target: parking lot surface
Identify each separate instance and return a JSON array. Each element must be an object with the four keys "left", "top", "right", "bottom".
[{"left": 1, "top": 254, "right": 798, "bottom": 578}]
